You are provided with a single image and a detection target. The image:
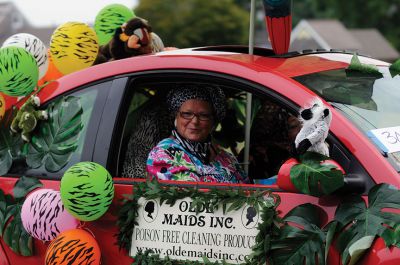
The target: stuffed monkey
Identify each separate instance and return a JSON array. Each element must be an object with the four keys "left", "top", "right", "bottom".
[
  {"left": 10, "top": 95, "right": 48, "bottom": 142},
  {"left": 94, "top": 17, "right": 153, "bottom": 64},
  {"left": 294, "top": 97, "right": 332, "bottom": 157}
]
